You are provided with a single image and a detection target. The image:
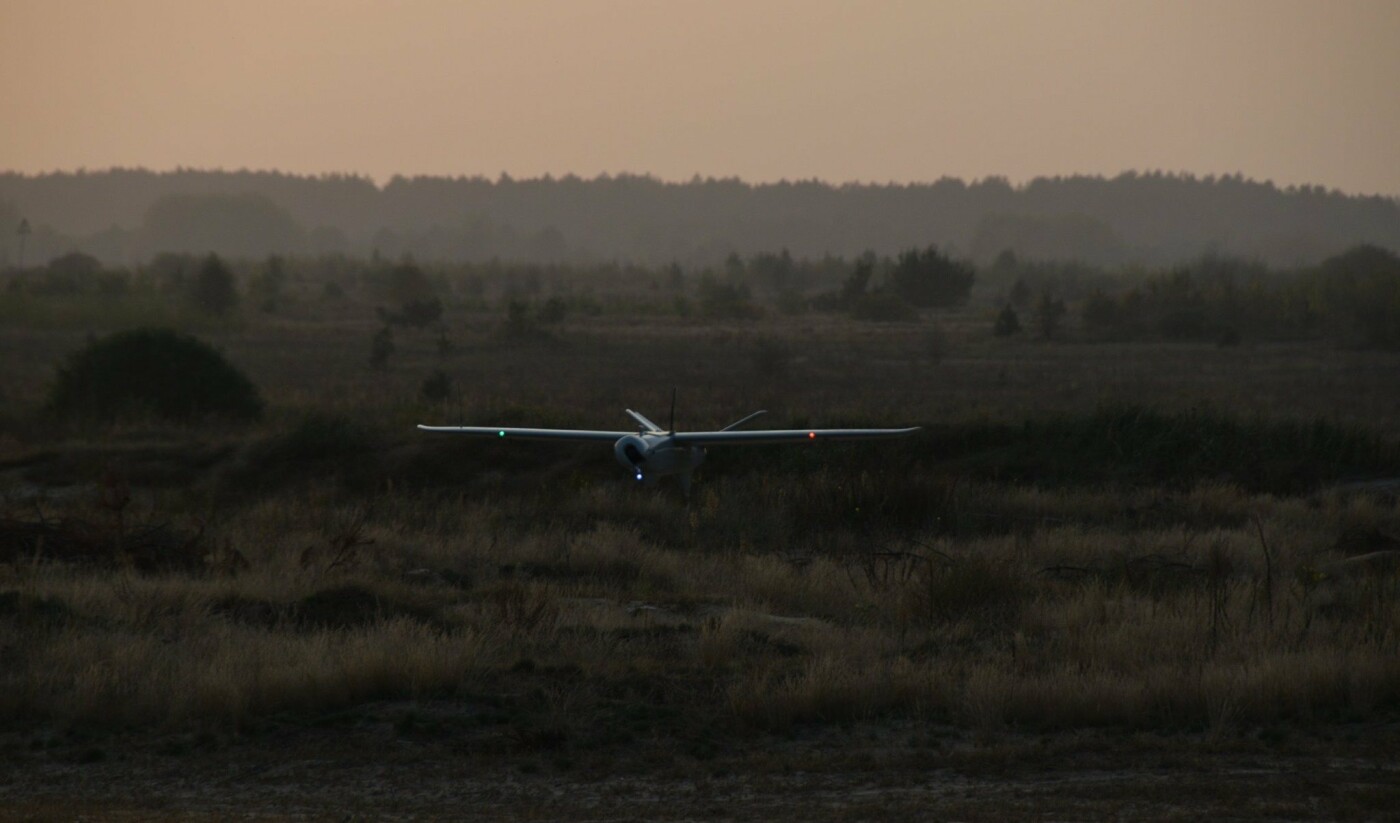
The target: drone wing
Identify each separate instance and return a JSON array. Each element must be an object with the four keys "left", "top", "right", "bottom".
[
  {"left": 671, "top": 427, "right": 920, "bottom": 446},
  {"left": 416, "top": 425, "right": 630, "bottom": 442}
]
